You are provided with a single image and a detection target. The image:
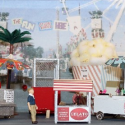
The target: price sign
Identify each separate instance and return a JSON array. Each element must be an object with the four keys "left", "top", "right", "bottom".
[{"left": 81, "top": 68, "right": 88, "bottom": 79}]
